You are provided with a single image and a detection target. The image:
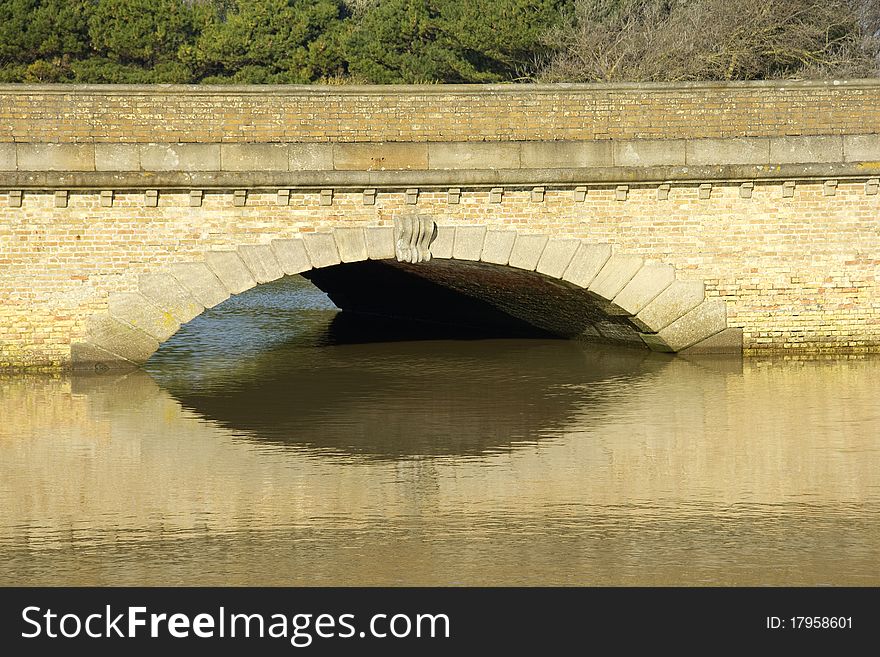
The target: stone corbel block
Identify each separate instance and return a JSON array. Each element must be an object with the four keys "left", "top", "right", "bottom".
[
  {"left": 782, "top": 181, "right": 796, "bottom": 198},
  {"left": 574, "top": 186, "right": 587, "bottom": 202},
  {"left": 320, "top": 189, "right": 333, "bottom": 206},
  {"left": 145, "top": 190, "right": 159, "bottom": 207},
  {"left": 615, "top": 185, "right": 629, "bottom": 201},
  {"left": 100, "top": 190, "right": 114, "bottom": 207},
  {"left": 447, "top": 188, "right": 461, "bottom": 204},
  {"left": 531, "top": 187, "right": 545, "bottom": 203},
  {"left": 277, "top": 189, "right": 291, "bottom": 206},
  {"left": 866, "top": 178, "right": 879, "bottom": 196},
  {"left": 823, "top": 179, "right": 838, "bottom": 197},
  {"left": 405, "top": 188, "right": 419, "bottom": 205},
  {"left": 8, "top": 190, "right": 22, "bottom": 207},
  {"left": 55, "top": 190, "right": 69, "bottom": 208},
  {"left": 657, "top": 184, "right": 670, "bottom": 201},
  {"left": 740, "top": 182, "right": 754, "bottom": 199},
  {"left": 232, "top": 189, "right": 247, "bottom": 207},
  {"left": 698, "top": 183, "right": 712, "bottom": 200},
  {"left": 363, "top": 188, "right": 377, "bottom": 205},
  {"left": 189, "top": 190, "right": 203, "bottom": 207},
  {"left": 489, "top": 187, "right": 503, "bottom": 203}
]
